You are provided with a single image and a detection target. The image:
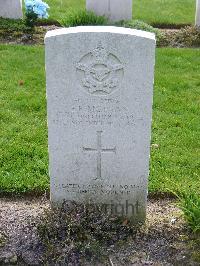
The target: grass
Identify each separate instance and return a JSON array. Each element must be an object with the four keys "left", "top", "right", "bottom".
[
  {"left": 0, "top": 45, "right": 48, "bottom": 193},
  {"left": 179, "top": 191, "right": 200, "bottom": 233},
  {"left": 150, "top": 48, "right": 200, "bottom": 194},
  {"left": 43, "top": 0, "right": 196, "bottom": 26},
  {"left": 0, "top": 45, "right": 199, "bottom": 195},
  {"left": 133, "top": 0, "right": 196, "bottom": 26}
]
